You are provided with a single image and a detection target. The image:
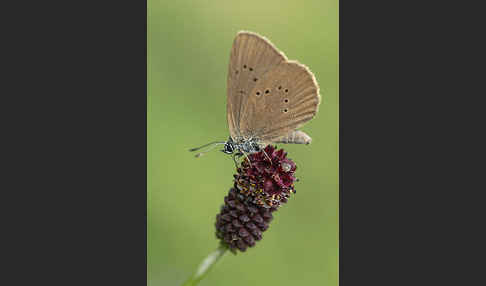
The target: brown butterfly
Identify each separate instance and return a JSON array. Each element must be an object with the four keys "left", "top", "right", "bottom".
[{"left": 190, "top": 31, "right": 321, "bottom": 163}]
